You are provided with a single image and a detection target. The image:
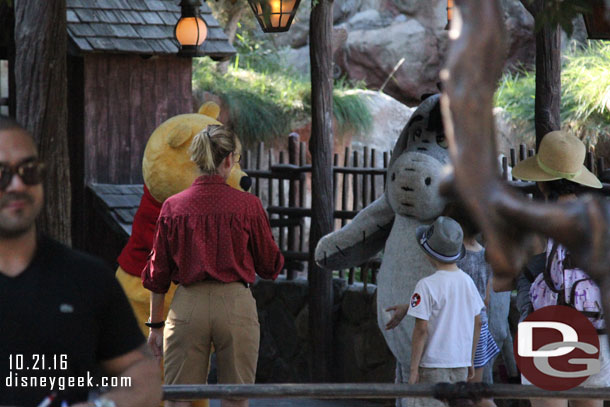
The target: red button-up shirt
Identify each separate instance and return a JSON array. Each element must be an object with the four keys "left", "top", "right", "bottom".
[{"left": 142, "top": 175, "right": 284, "bottom": 294}]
